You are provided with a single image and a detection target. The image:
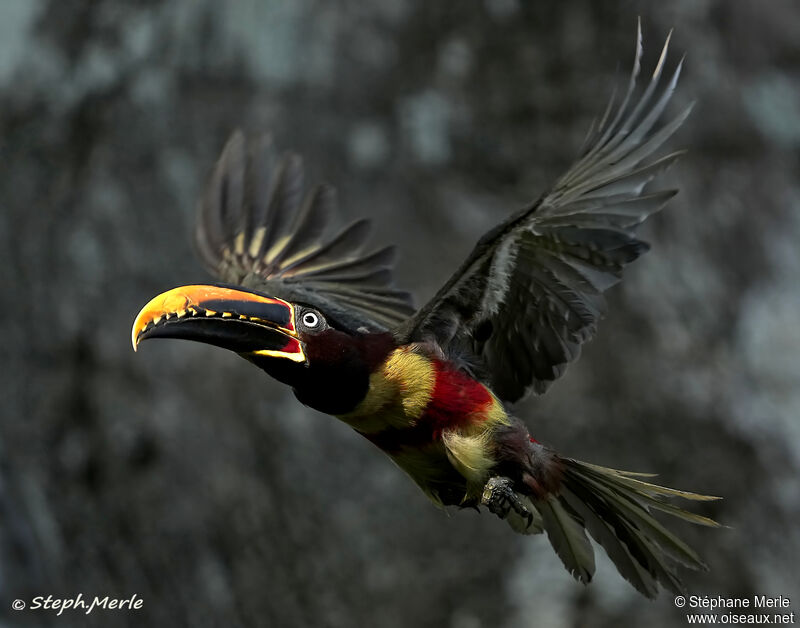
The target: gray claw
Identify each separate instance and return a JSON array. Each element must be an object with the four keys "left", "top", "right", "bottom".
[{"left": 481, "top": 476, "right": 533, "bottom": 526}]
